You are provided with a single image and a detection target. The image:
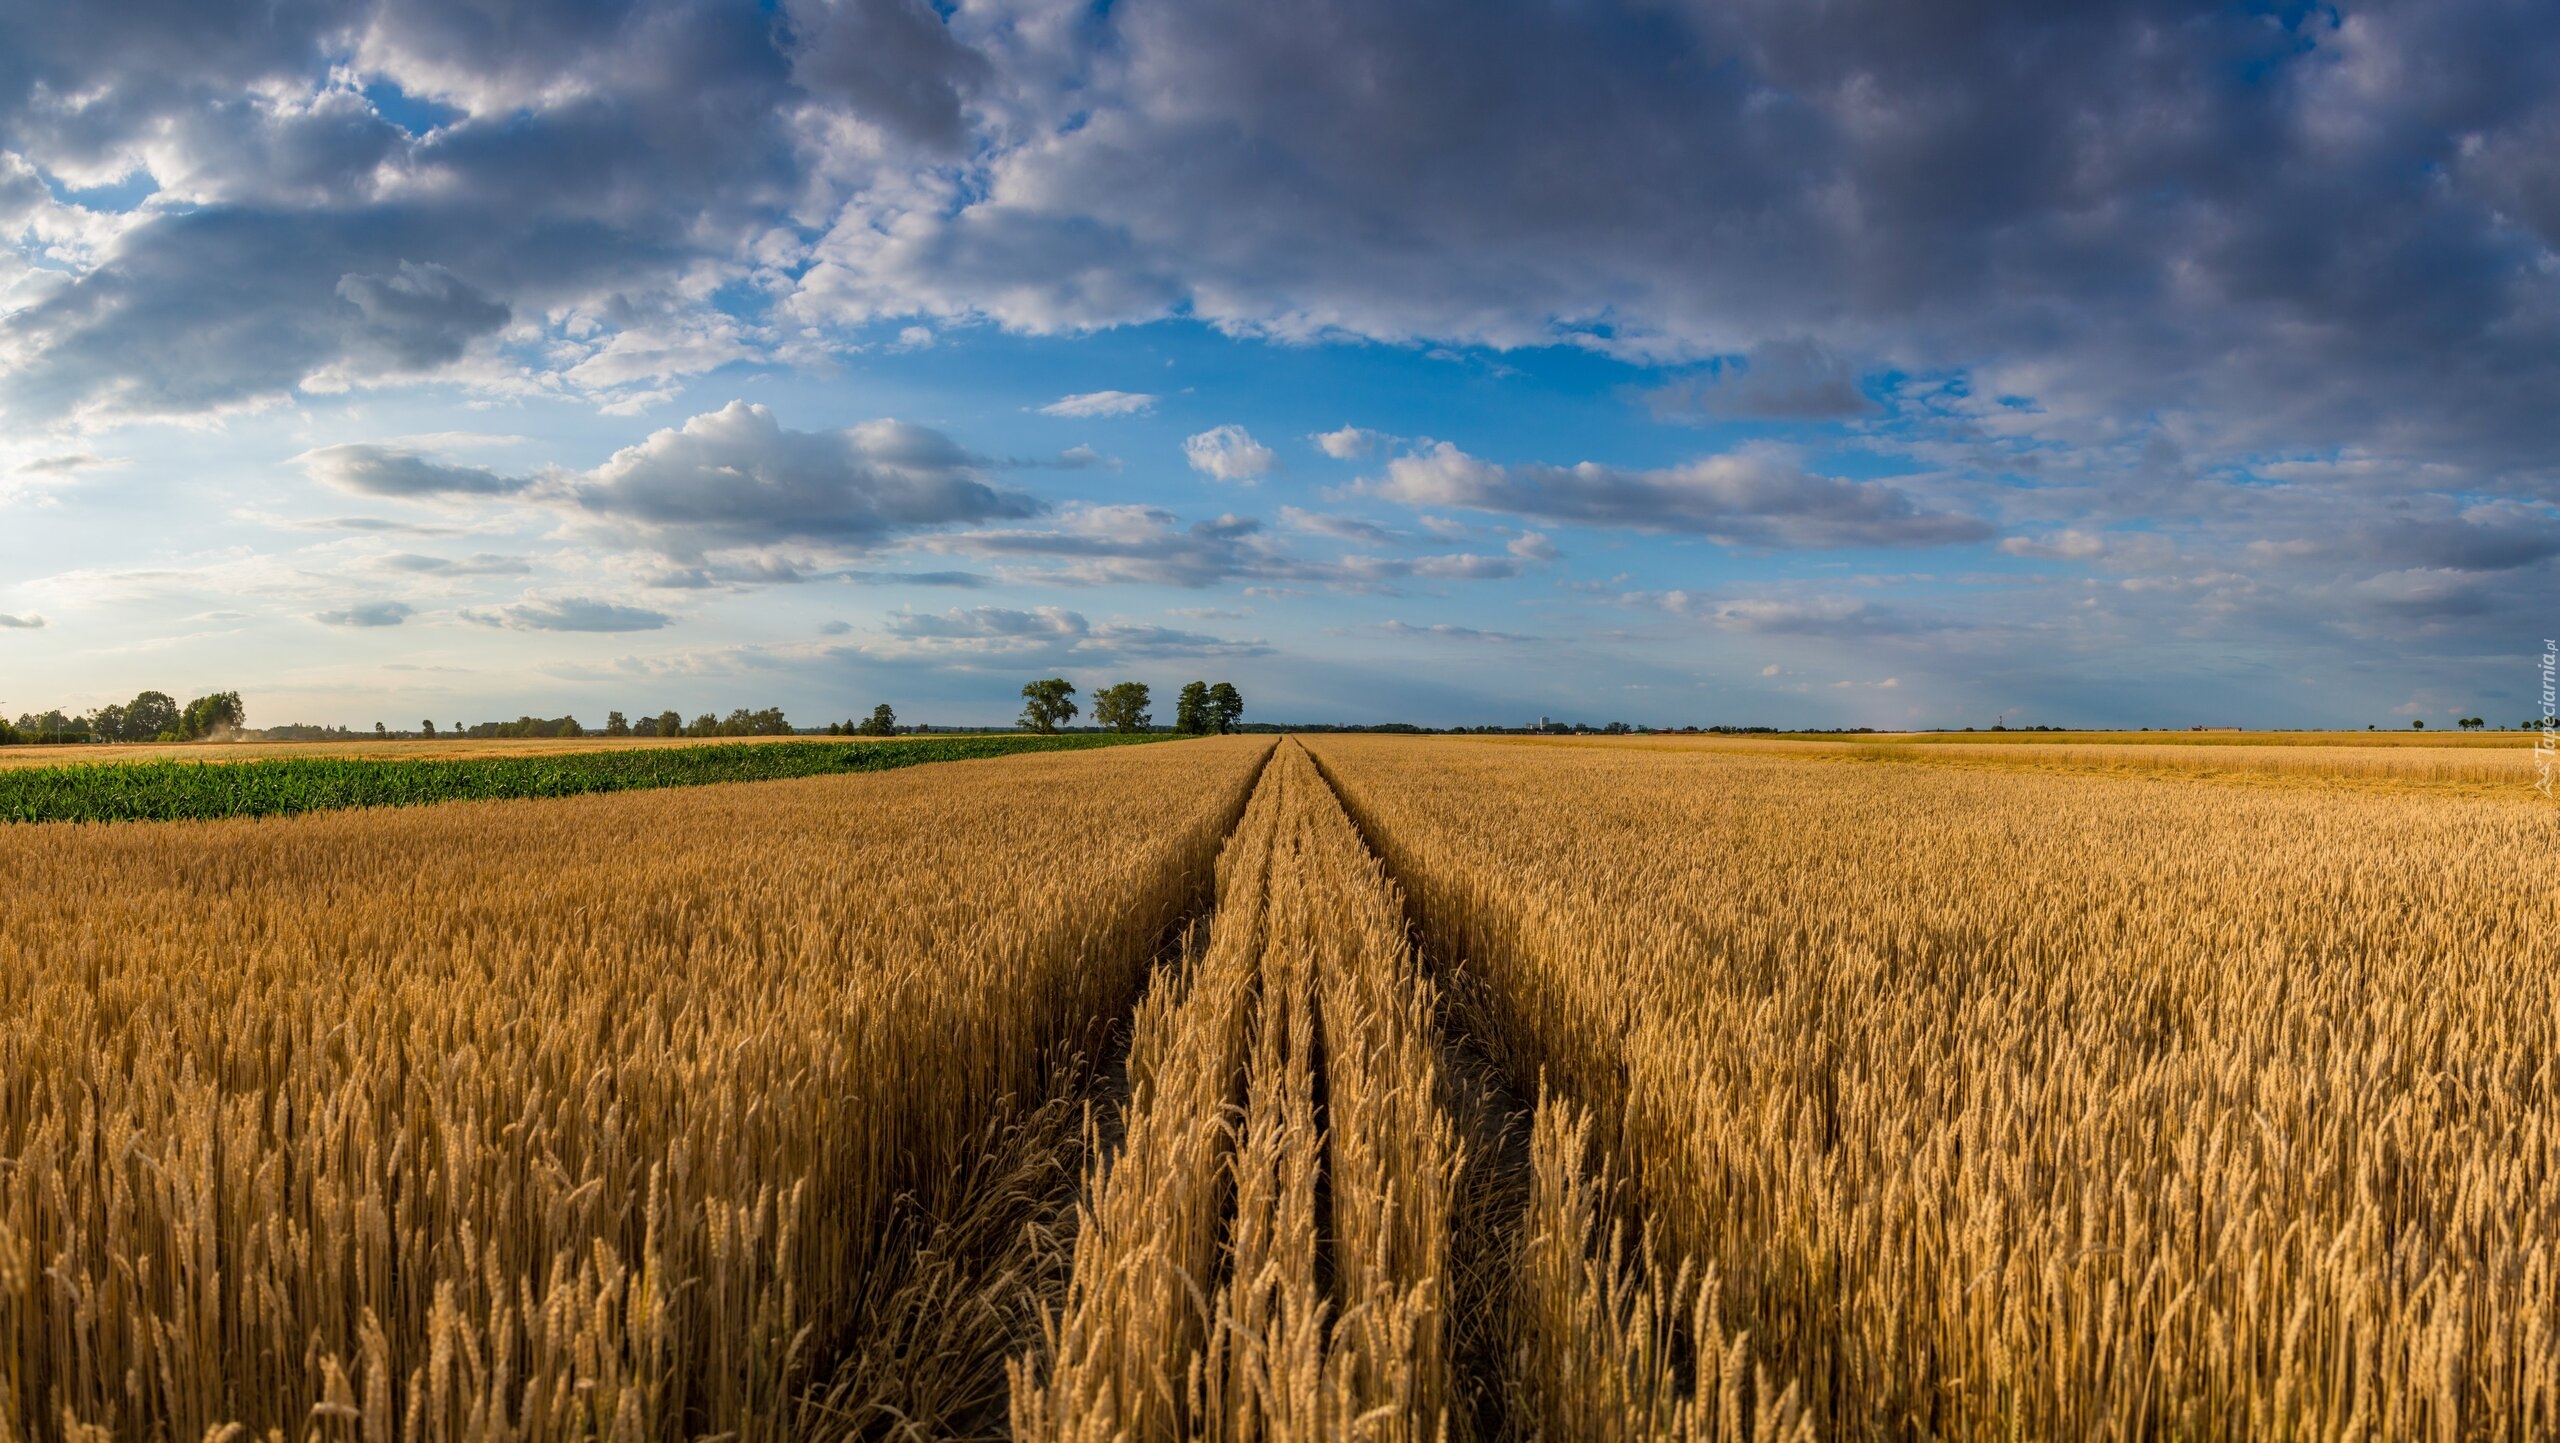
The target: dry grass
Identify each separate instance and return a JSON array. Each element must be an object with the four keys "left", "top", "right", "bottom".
[
  {"left": 18, "top": 726, "right": 2549, "bottom": 1441},
  {"left": 1311, "top": 735, "right": 2560, "bottom": 1441},
  {"left": 1500, "top": 732, "right": 2538, "bottom": 793},
  {"left": 0, "top": 738, "right": 1270, "bottom": 1442}
]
